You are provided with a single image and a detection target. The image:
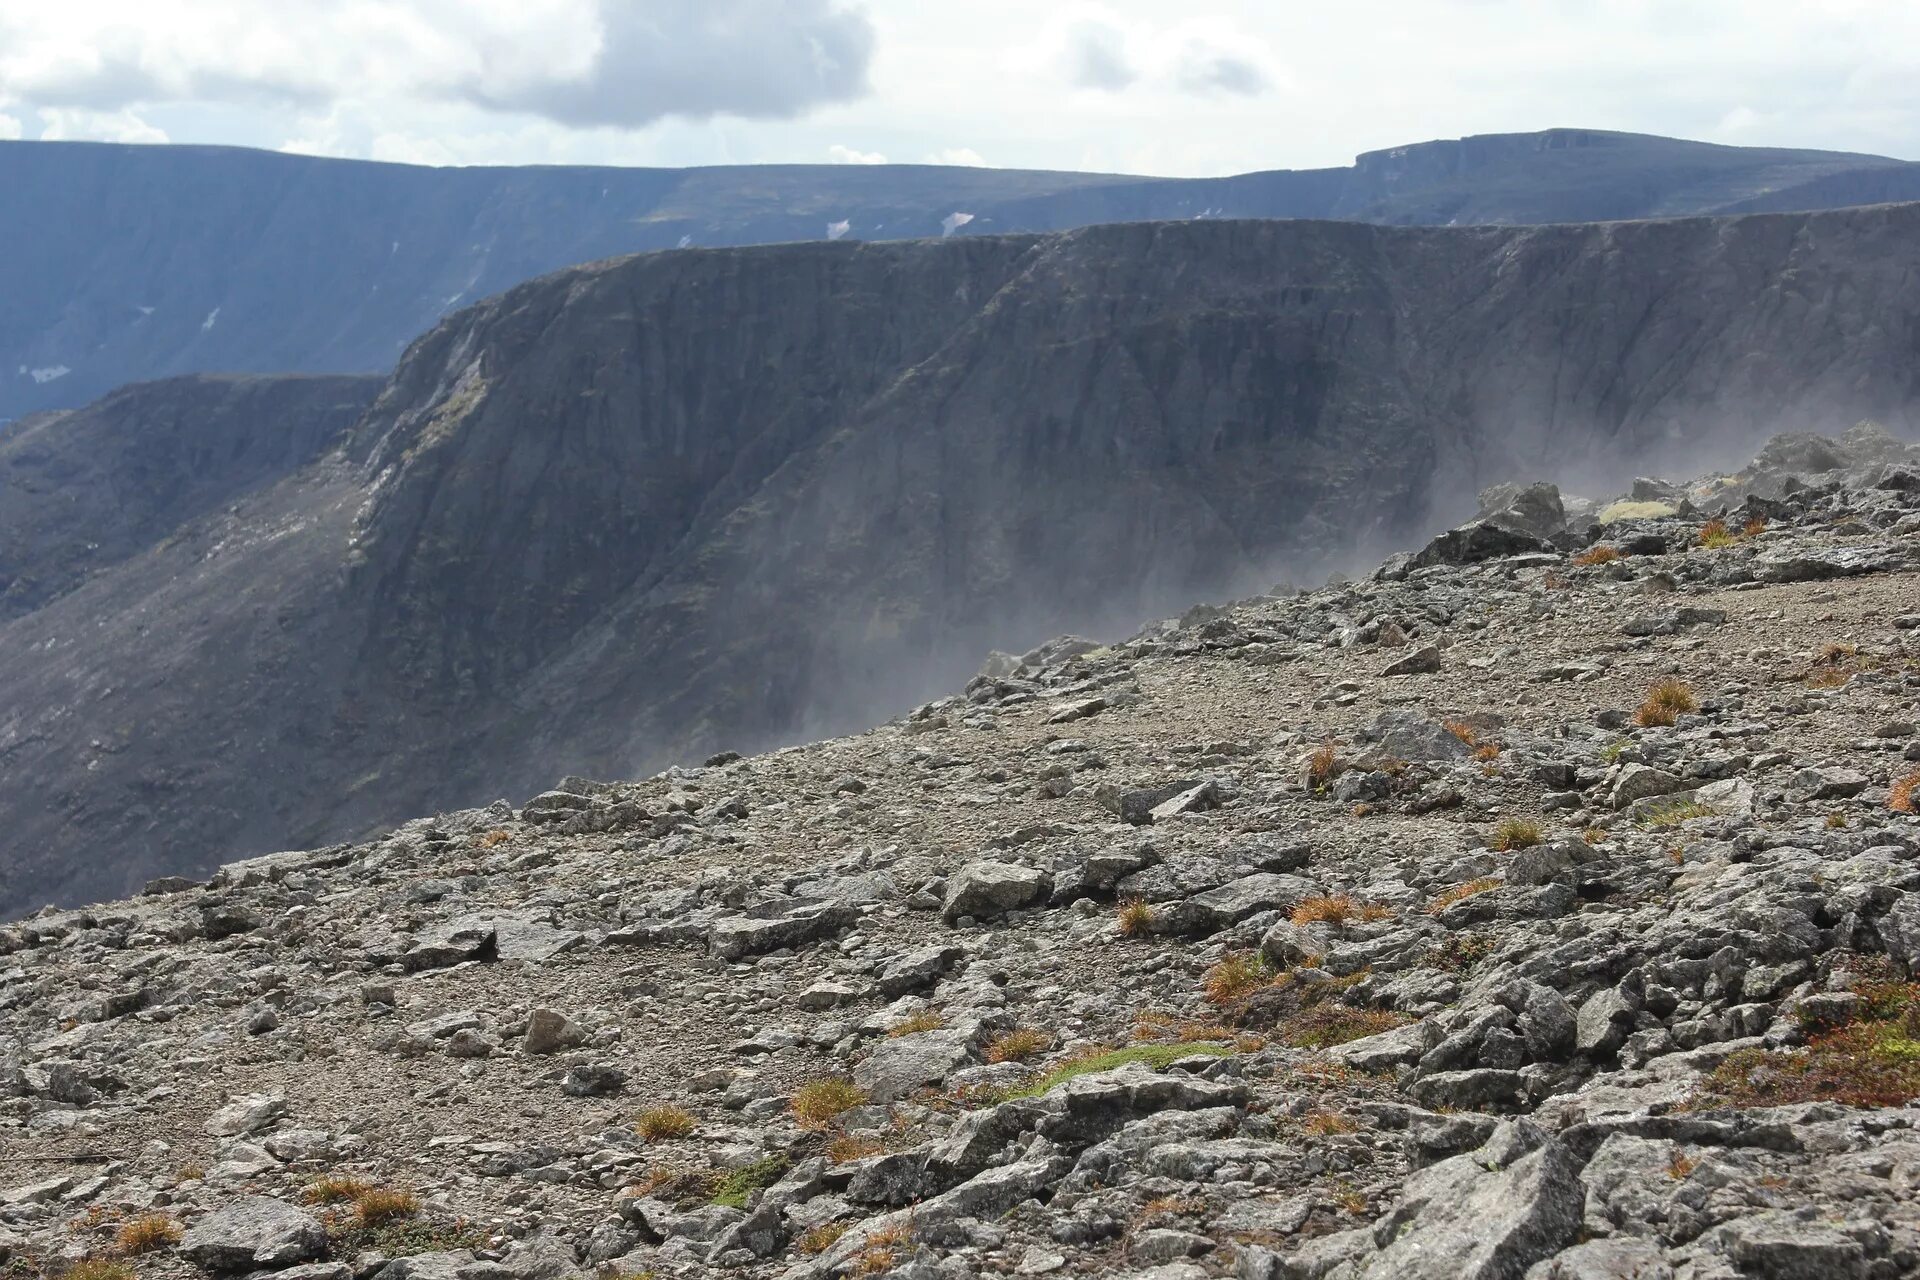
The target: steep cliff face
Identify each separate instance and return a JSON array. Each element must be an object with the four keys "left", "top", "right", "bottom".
[
  {"left": 3, "top": 206, "right": 1919, "bottom": 913},
  {"left": 0, "top": 373, "right": 379, "bottom": 620},
  {"left": 4, "top": 128, "right": 1914, "bottom": 421}
]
